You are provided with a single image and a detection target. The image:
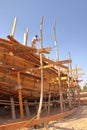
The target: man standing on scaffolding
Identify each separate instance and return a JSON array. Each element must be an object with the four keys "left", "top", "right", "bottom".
[{"left": 31, "top": 35, "right": 40, "bottom": 48}]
